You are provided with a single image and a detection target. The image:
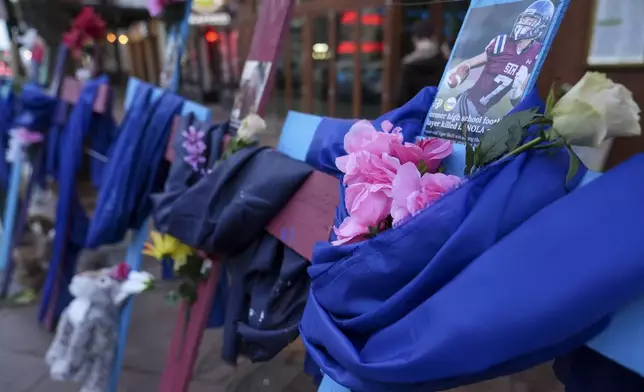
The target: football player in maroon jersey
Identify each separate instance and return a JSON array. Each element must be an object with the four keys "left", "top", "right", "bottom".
[{"left": 445, "top": 0, "right": 555, "bottom": 119}]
